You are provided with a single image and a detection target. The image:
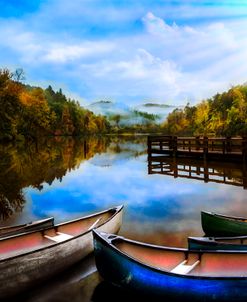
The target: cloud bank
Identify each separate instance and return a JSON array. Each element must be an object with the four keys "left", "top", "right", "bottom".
[{"left": 0, "top": 0, "right": 247, "bottom": 105}]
